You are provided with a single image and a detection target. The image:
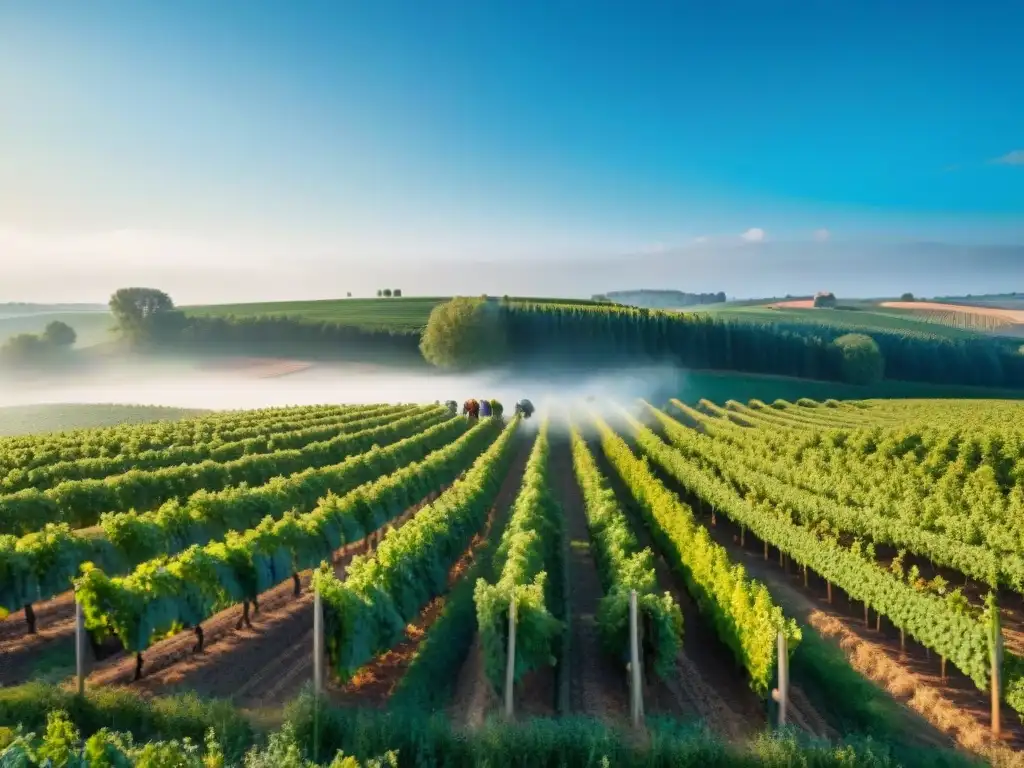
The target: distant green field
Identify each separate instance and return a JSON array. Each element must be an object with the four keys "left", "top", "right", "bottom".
[
  {"left": 687, "top": 304, "right": 990, "bottom": 340},
  {"left": 183, "top": 297, "right": 448, "bottom": 332},
  {"left": 0, "top": 312, "right": 115, "bottom": 348},
  {"left": 0, "top": 404, "right": 210, "bottom": 437},
  {"left": 183, "top": 296, "right": 610, "bottom": 332}
]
